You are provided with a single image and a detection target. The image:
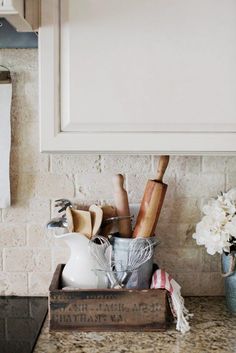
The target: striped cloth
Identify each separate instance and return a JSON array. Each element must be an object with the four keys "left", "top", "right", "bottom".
[{"left": 151, "top": 269, "right": 191, "bottom": 334}]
